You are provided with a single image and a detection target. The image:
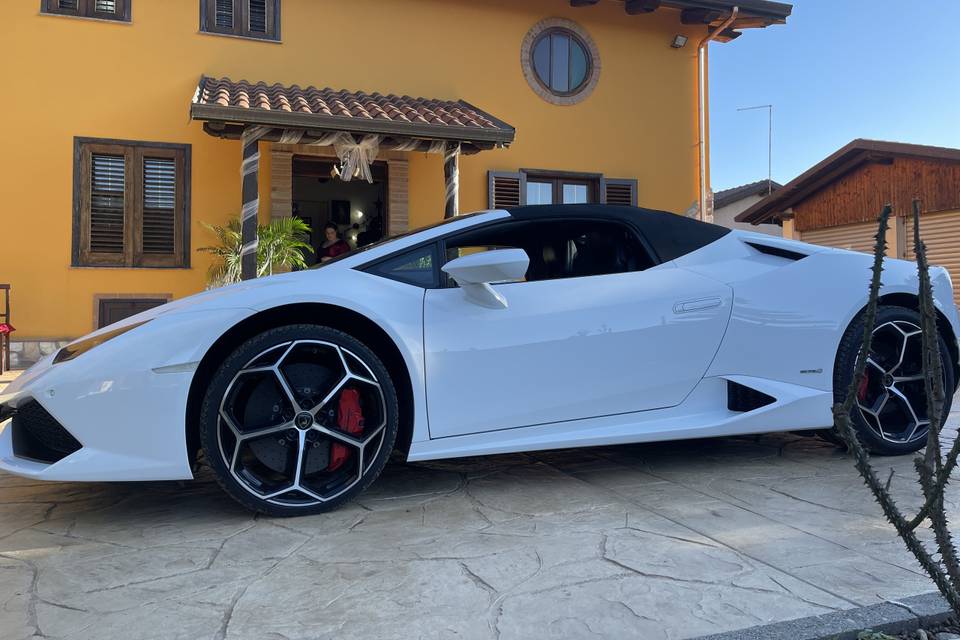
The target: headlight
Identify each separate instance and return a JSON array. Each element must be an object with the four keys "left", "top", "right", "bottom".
[{"left": 53, "top": 320, "right": 150, "bottom": 364}]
